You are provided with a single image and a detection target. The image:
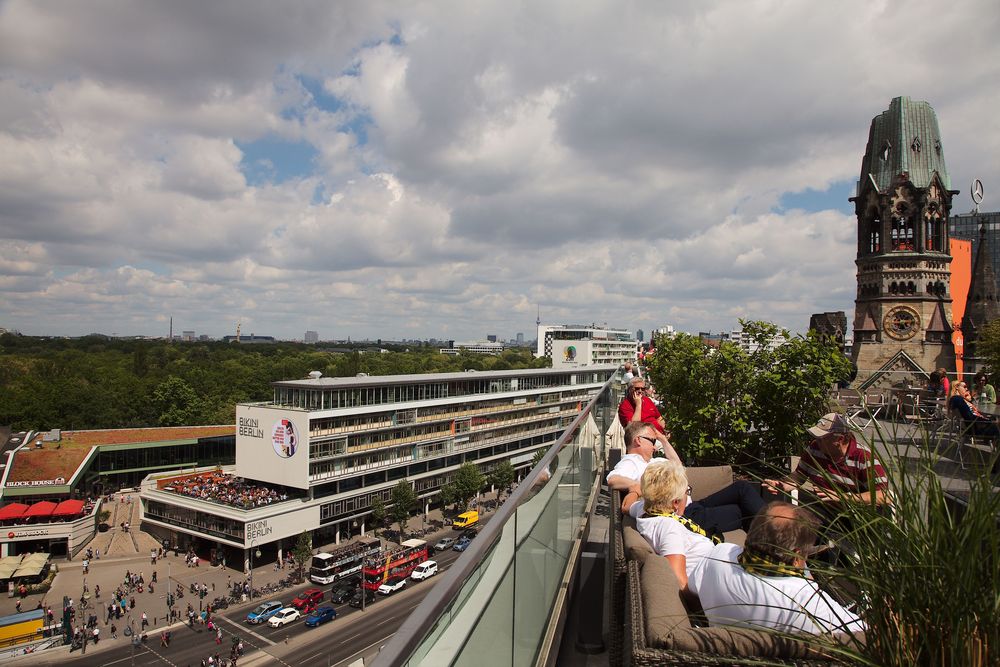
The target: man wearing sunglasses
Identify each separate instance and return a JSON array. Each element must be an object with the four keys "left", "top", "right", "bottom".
[
  {"left": 607, "top": 422, "right": 680, "bottom": 502},
  {"left": 618, "top": 376, "right": 667, "bottom": 435}
]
